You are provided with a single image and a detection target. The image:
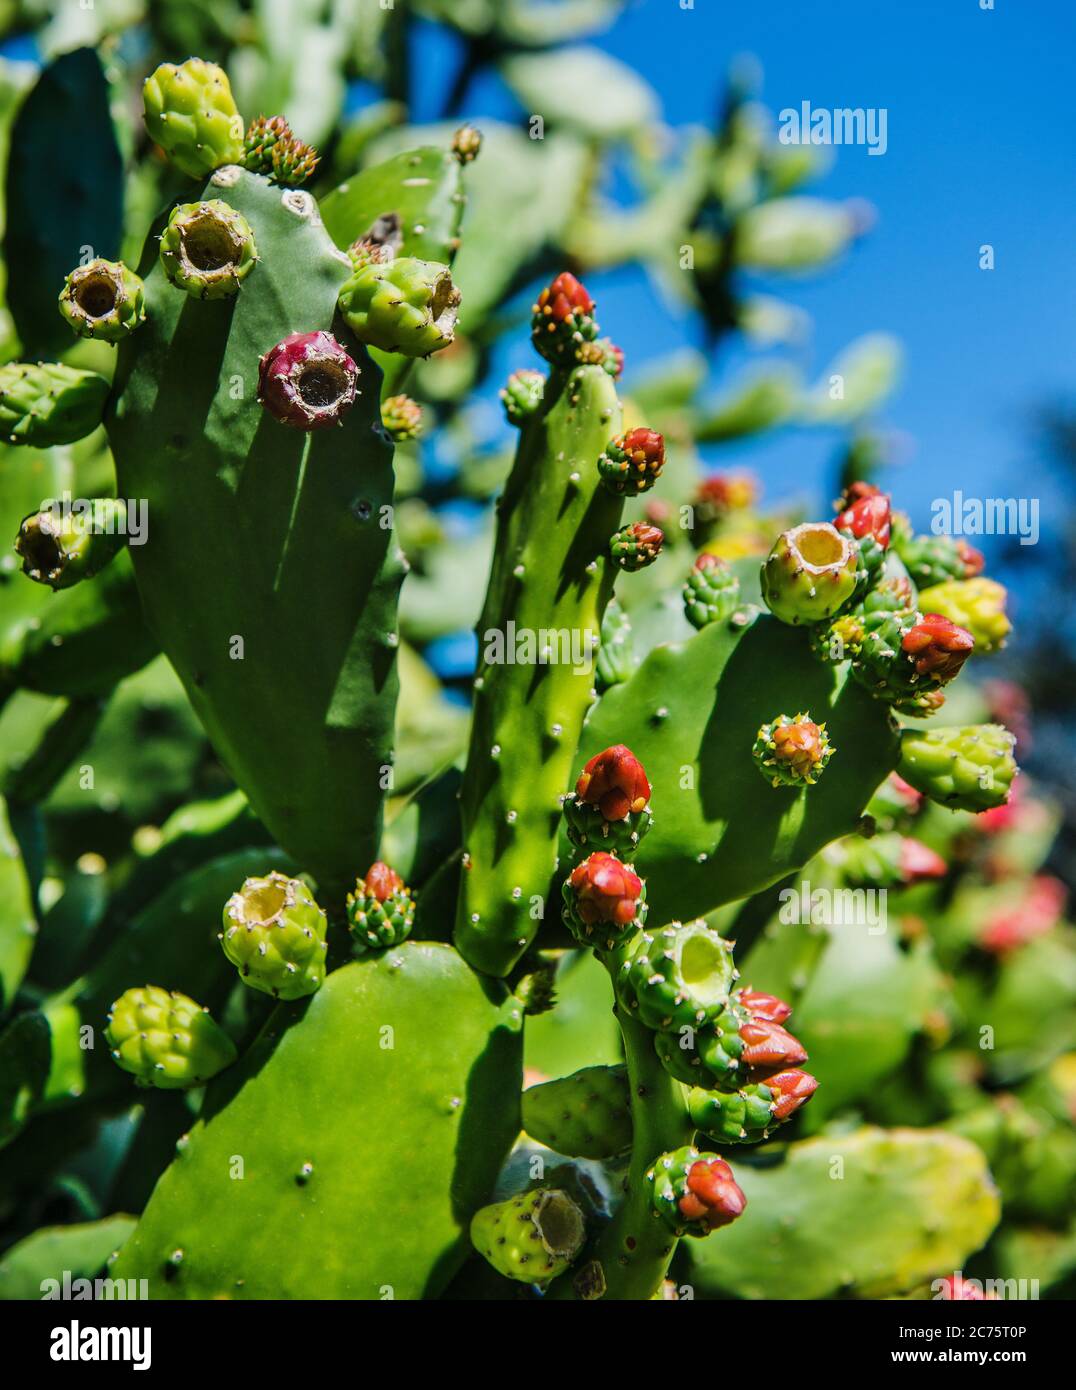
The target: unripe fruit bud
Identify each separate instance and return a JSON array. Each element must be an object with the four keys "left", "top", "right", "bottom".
[
  {"left": 598, "top": 428, "right": 666, "bottom": 497},
  {"left": 901, "top": 613, "right": 975, "bottom": 681},
  {"left": 575, "top": 744, "right": 651, "bottom": 821}
]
